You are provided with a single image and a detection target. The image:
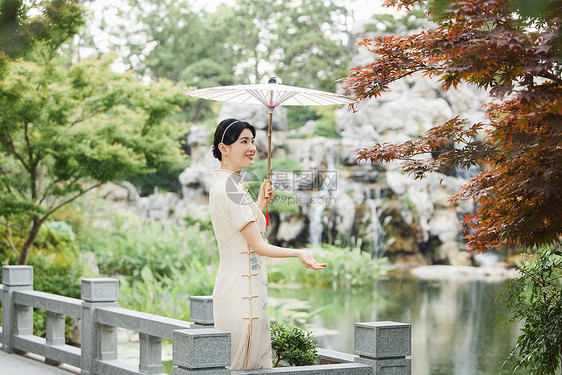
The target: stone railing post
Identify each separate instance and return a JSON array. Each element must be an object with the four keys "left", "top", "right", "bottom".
[
  {"left": 189, "top": 296, "right": 214, "bottom": 328},
  {"left": 80, "top": 278, "right": 118, "bottom": 375},
  {"left": 172, "top": 328, "right": 230, "bottom": 375},
  {"left": 354, "top": 321, "right": 412, "bottom": 375},
  {"left": 1, "top": 266, "right": 33, "bottom": 354}
]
